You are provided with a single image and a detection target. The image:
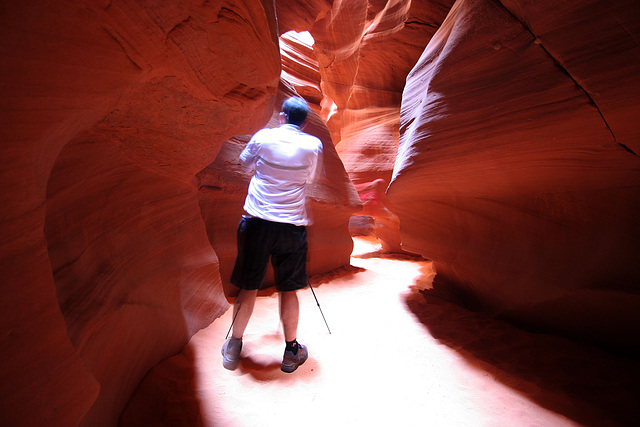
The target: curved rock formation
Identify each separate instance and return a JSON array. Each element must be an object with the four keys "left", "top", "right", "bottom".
[
  {"left": 280, "top": 31, "right": 323, "bottom": 106},
  {"left": 3, "top": 0, "right": 640, "bottom": 424},
  {"left": 1, "top": 0, "right": 282, "bottom": 425},
  {"left": 1, "top": 0, "right": 361, "bottom": 423},
  {"left": 388, "top": 0, "right": 640, "bottom": 351},
  {"left": 277, "top": 0, "right": 455, "bottom": 184},
  {"left": 351, "top": 179, "right": 403, "bottom": 253}
]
